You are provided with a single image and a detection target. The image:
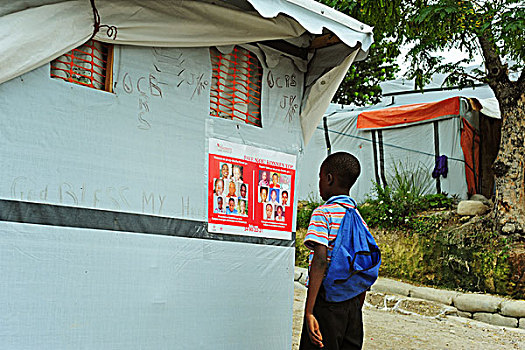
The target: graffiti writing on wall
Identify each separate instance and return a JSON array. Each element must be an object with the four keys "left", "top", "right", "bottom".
[
  {"left": 152, "top": 48, "right": 209, "bottom": 100},
  {"left": 267, "top": 70, "right": 299, "bottom": 122},
  {"left": 121, "top": 72, "right": 166, "bottom": 130},
  {"left": 10, "top": 176, "right": 167, "bottom": 215}
]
